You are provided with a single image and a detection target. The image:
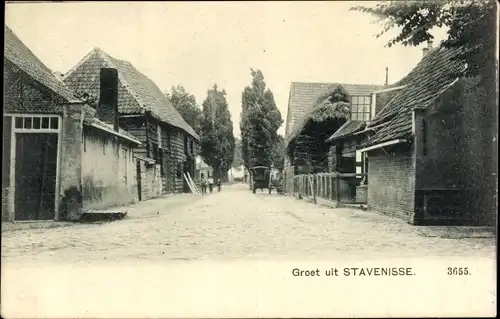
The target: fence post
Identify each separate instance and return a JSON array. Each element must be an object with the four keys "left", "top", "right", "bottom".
[
  {"left": 335, "top": 172, "right": 341, "bottom": 204},
  {"left": 321, "top": 175, "right": 328, "bottom": 198},
  {"left": 313, "top": 175, "right": 317, "bottom": 204}
]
